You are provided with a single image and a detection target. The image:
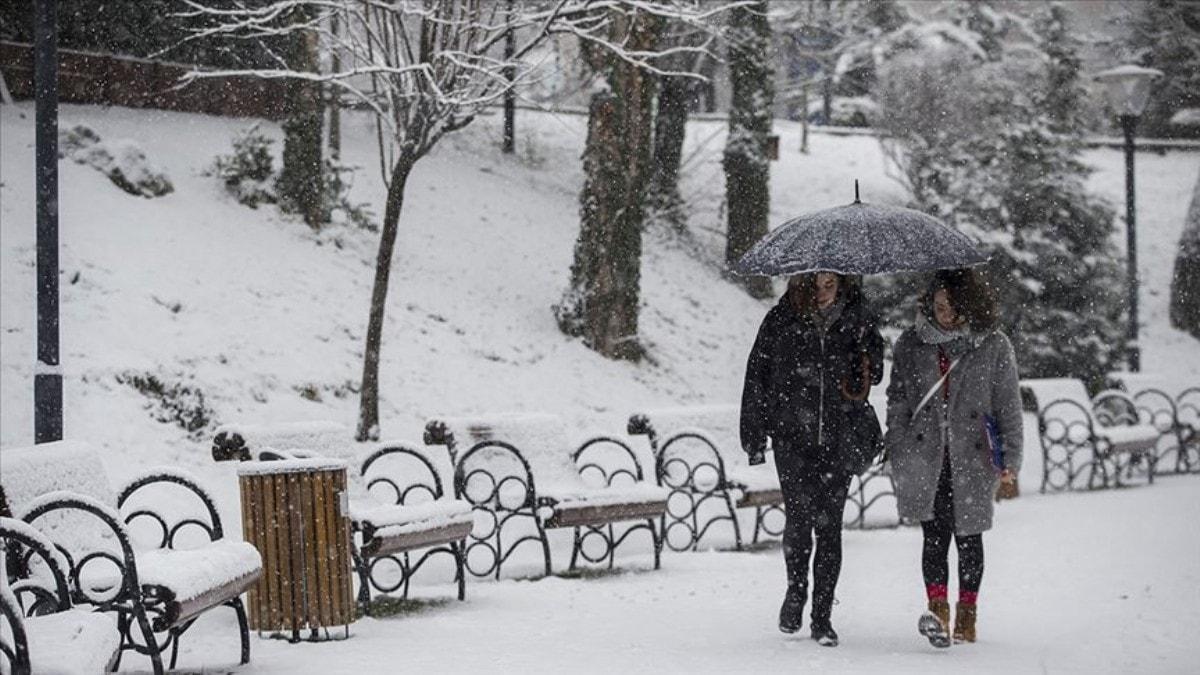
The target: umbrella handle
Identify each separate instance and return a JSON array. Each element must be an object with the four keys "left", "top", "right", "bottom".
[{"left": 840, "top": 356, "right": 872, "bottom": 401}]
